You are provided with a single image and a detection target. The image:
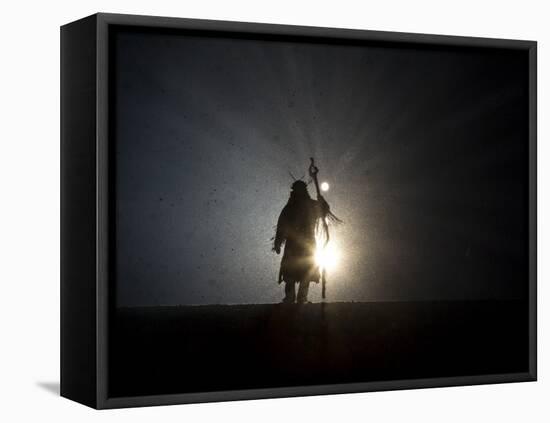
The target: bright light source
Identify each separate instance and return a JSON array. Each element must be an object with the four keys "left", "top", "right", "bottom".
[
  {"left": 320, "top": 182, "right": 330, "bottom": 191},
  {"left": 315, "top": 241, "right": 340, "bottom": 271}
]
